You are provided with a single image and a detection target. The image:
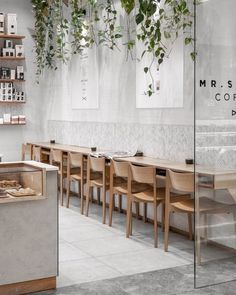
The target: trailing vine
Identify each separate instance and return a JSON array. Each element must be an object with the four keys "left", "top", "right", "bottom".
[
  {"left": 136, "top": 0, "right": 194, "bottom": 96},
  {"left": 31, "top": 0, "right": 48, "bottom": 81},
  {"left": 32, "top": 0, "right": 195, "bottom": 92},
  {"left": 98, "top": 0, "right": 122, "bottom": 51}
]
